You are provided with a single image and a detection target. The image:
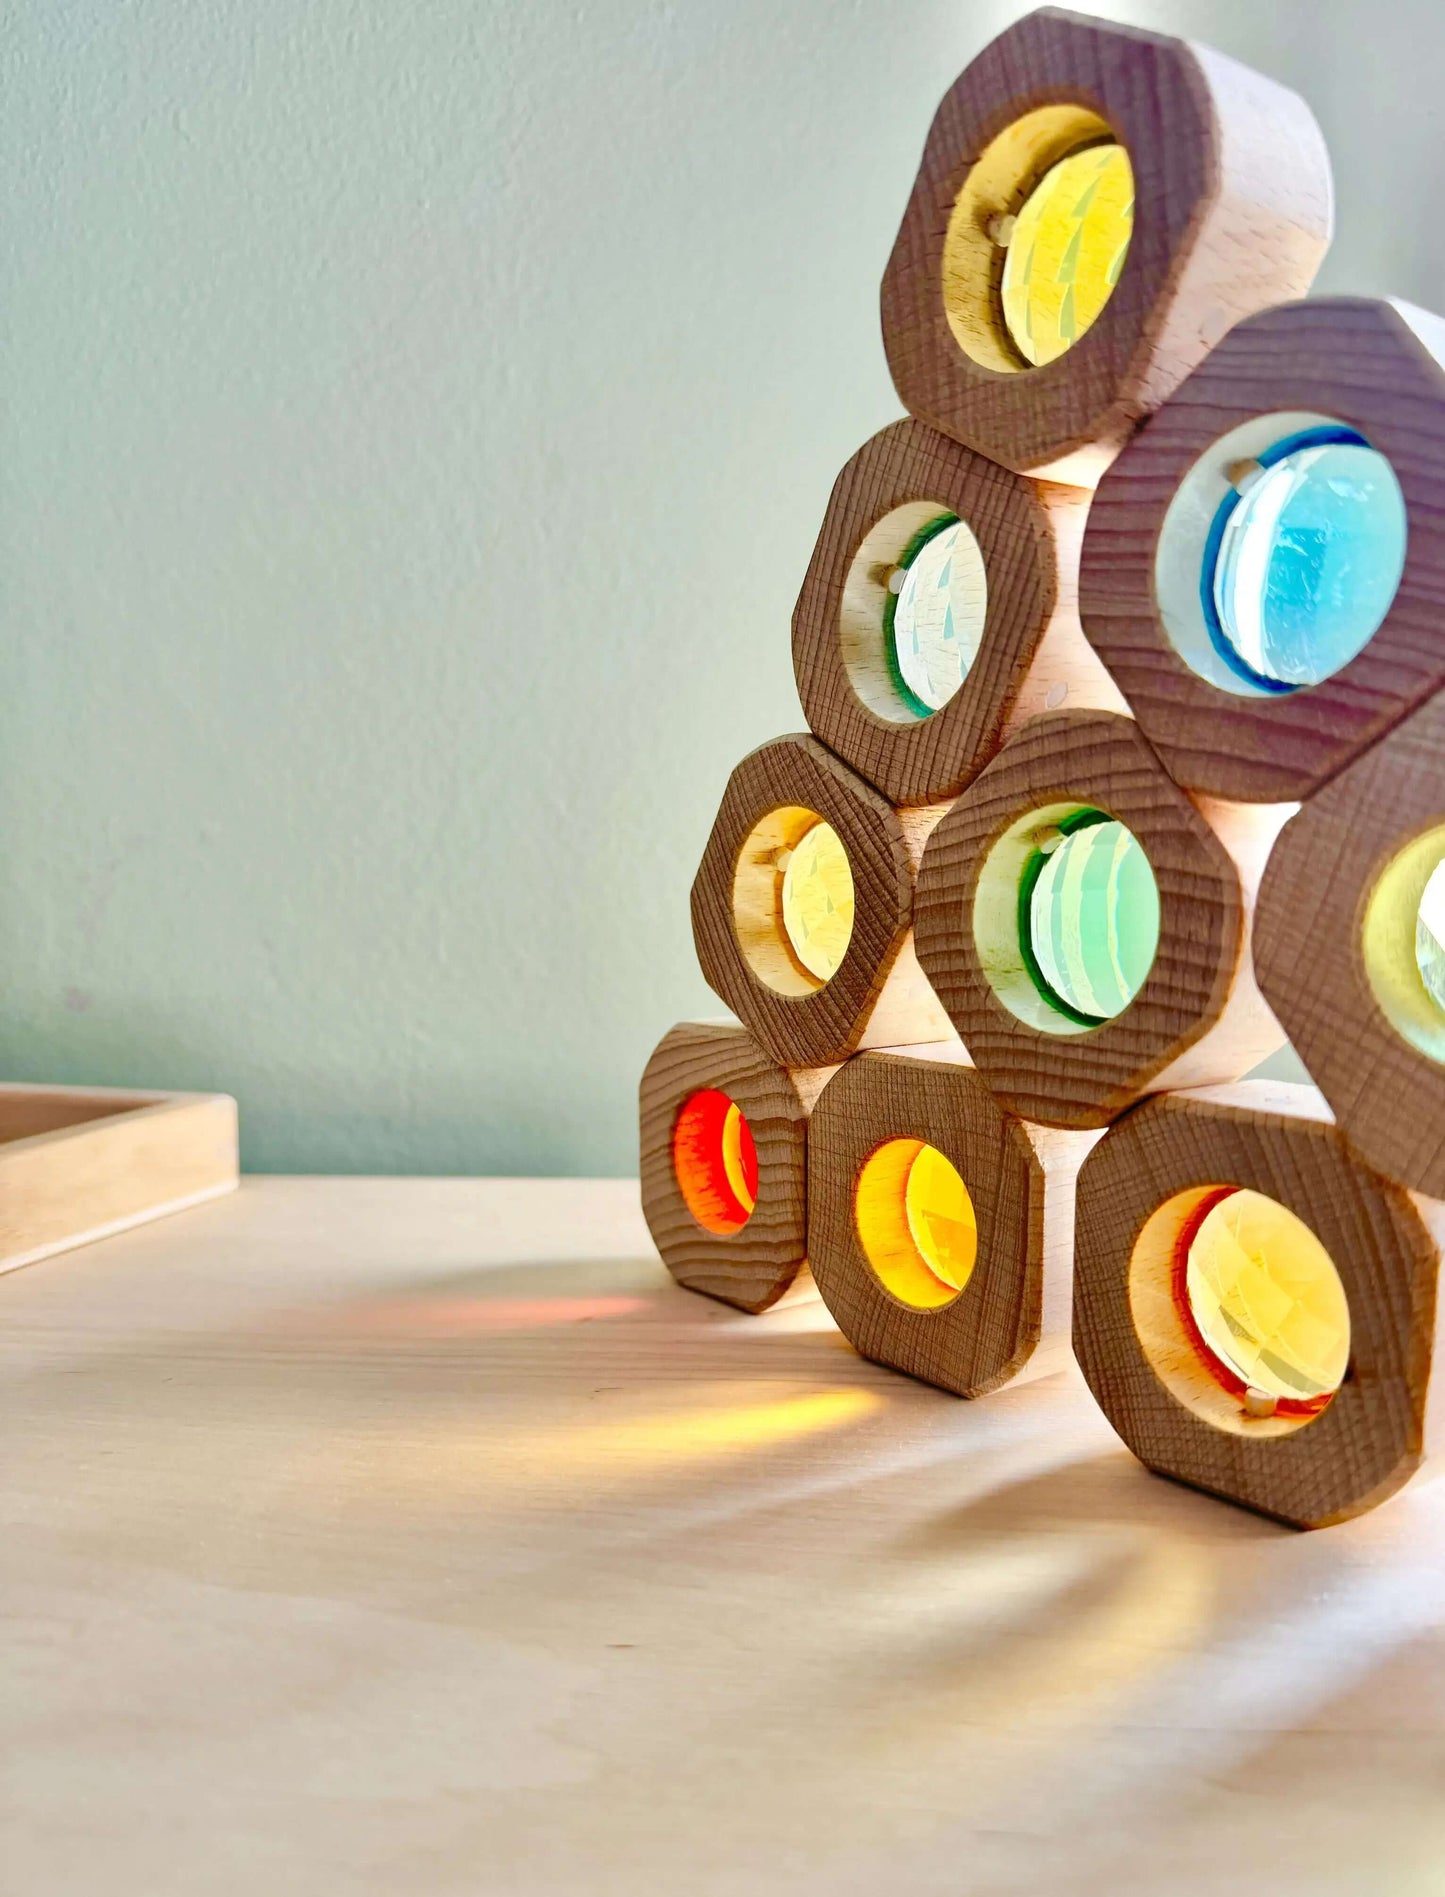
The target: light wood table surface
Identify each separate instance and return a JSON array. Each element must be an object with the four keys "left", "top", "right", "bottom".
[{"left": 4, "top": 1177, "right": 1445, "bottom": 1895}]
